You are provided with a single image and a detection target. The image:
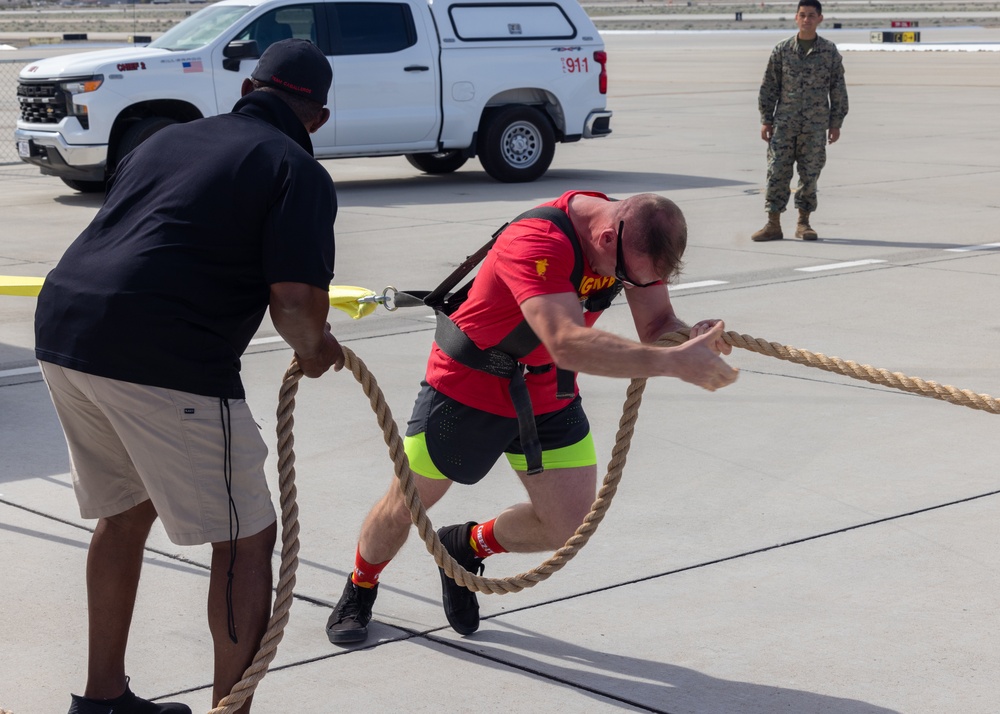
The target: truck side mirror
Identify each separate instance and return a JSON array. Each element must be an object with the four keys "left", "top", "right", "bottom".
[{"left": 222, "top": 40, "right": 260, "bottom": 72}]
